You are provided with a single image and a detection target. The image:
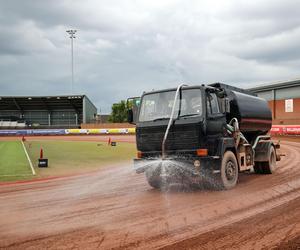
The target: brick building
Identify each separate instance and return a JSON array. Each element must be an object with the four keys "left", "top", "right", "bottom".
[{"left": 249, "top": 79, "right": 300, "bottom": 125}]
